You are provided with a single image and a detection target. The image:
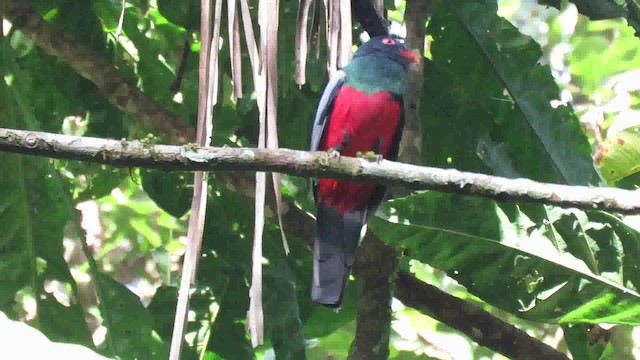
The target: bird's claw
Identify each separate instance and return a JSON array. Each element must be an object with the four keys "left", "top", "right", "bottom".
[
  {"left": 327, "top": 148, "right": 341, "bottom": 160},
  {"left": 319, "top": 148, "right": 341, "bottom": 166}
]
